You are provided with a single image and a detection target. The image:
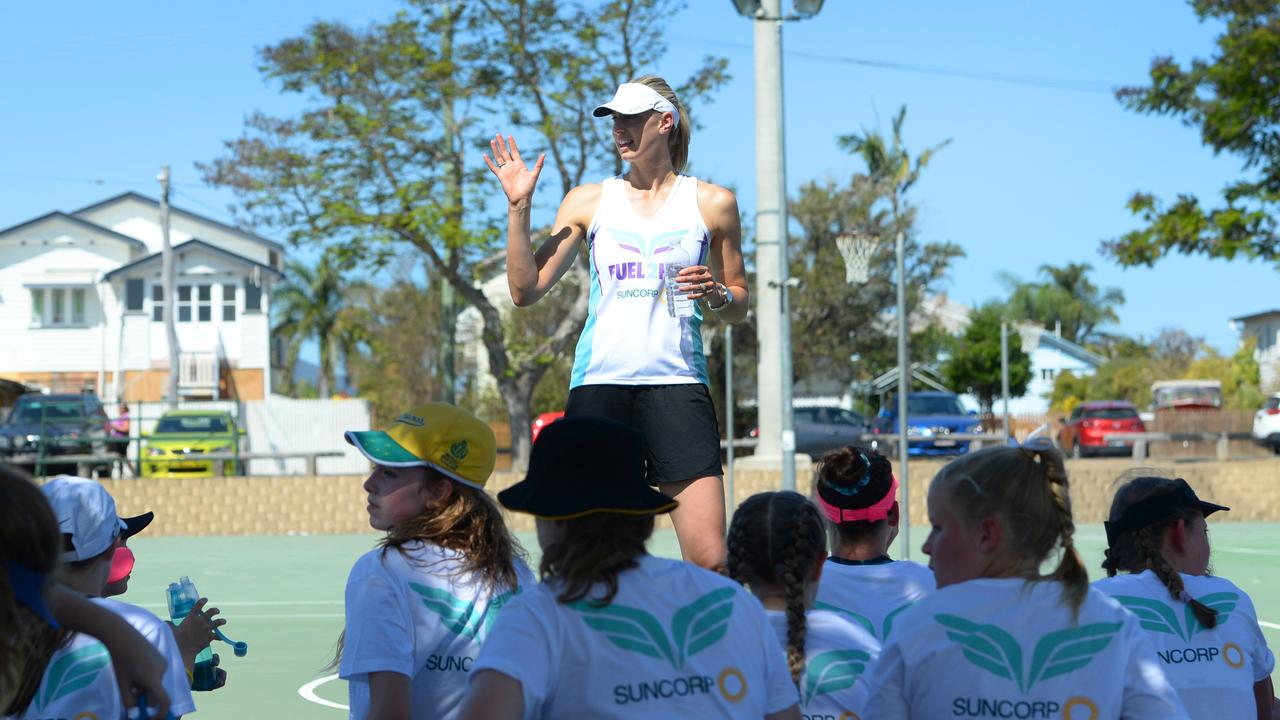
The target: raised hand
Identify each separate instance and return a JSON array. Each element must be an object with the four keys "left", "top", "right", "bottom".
[{"left": 485, "top": 134, "right": 545, "bottom": 209}]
